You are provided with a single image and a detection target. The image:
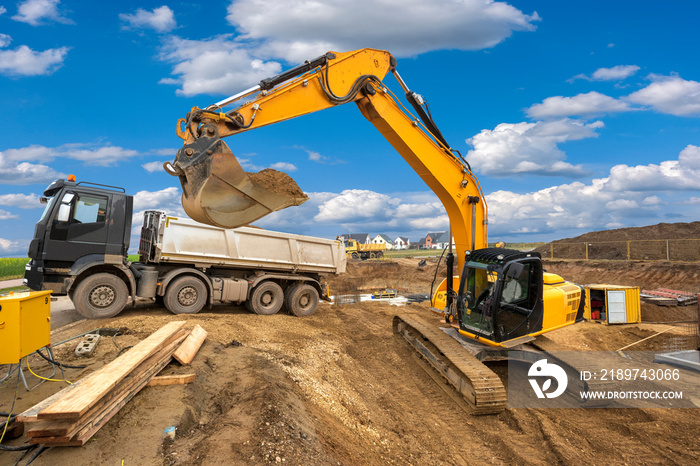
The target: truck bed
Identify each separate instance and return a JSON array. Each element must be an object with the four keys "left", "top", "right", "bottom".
[{"left": 140, "top": 213, "right": 346, "bottom": 275}]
